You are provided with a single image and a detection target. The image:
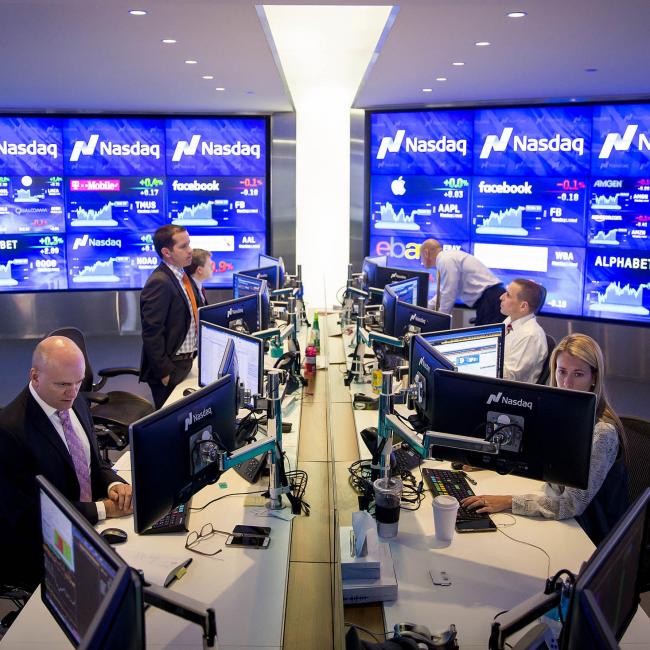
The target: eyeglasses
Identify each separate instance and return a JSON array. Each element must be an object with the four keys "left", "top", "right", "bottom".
[{"left": 185, "top": 523, "right": 229, "bottom": 557}]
